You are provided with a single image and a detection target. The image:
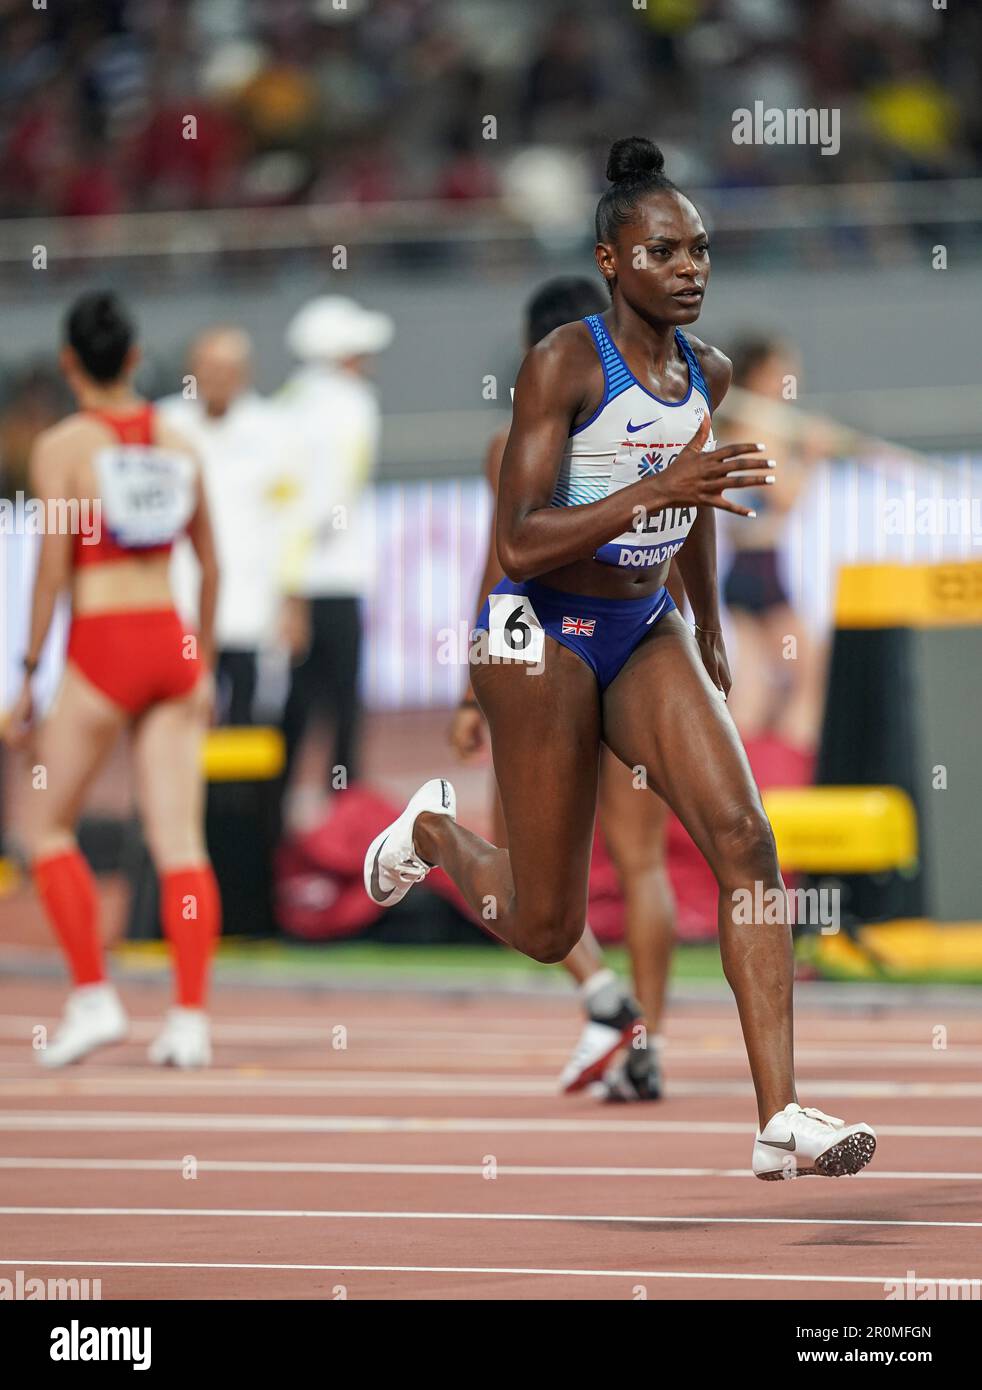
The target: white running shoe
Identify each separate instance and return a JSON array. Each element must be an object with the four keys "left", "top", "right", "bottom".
[
  {"left": 364, "top": 778, "right": 456, "bottom": 907},
  {"left": 38, "top": 983, "right": 128, "bottom": 1068},
  {"left": 558, "top": 1000, "right": 640, "bottom": 1094},
  {"left": 148, "top": 1007, "right": 212, "bottom": 1068},
  {"left": 753, "top": 1102, "right": 877, "bottom": 1180}
]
